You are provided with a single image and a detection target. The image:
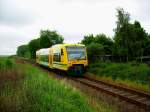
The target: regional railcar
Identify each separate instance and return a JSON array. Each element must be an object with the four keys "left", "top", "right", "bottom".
[{"left": 36, "top": 44, "right": 88, "bottom": 75}]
